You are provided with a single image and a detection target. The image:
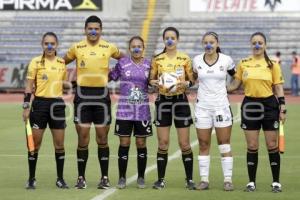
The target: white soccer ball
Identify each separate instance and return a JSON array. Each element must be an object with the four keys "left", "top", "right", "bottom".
[{"left": 158, "top": 72, "right": 179, "bottom": 93}]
